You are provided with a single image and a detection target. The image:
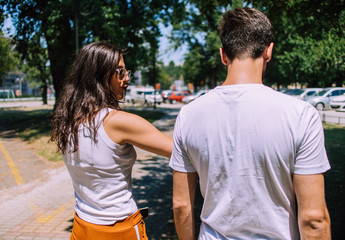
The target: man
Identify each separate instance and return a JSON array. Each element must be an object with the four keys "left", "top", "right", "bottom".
[{"left": 169, "top": 7, "right": 331, "bottom": 240}]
